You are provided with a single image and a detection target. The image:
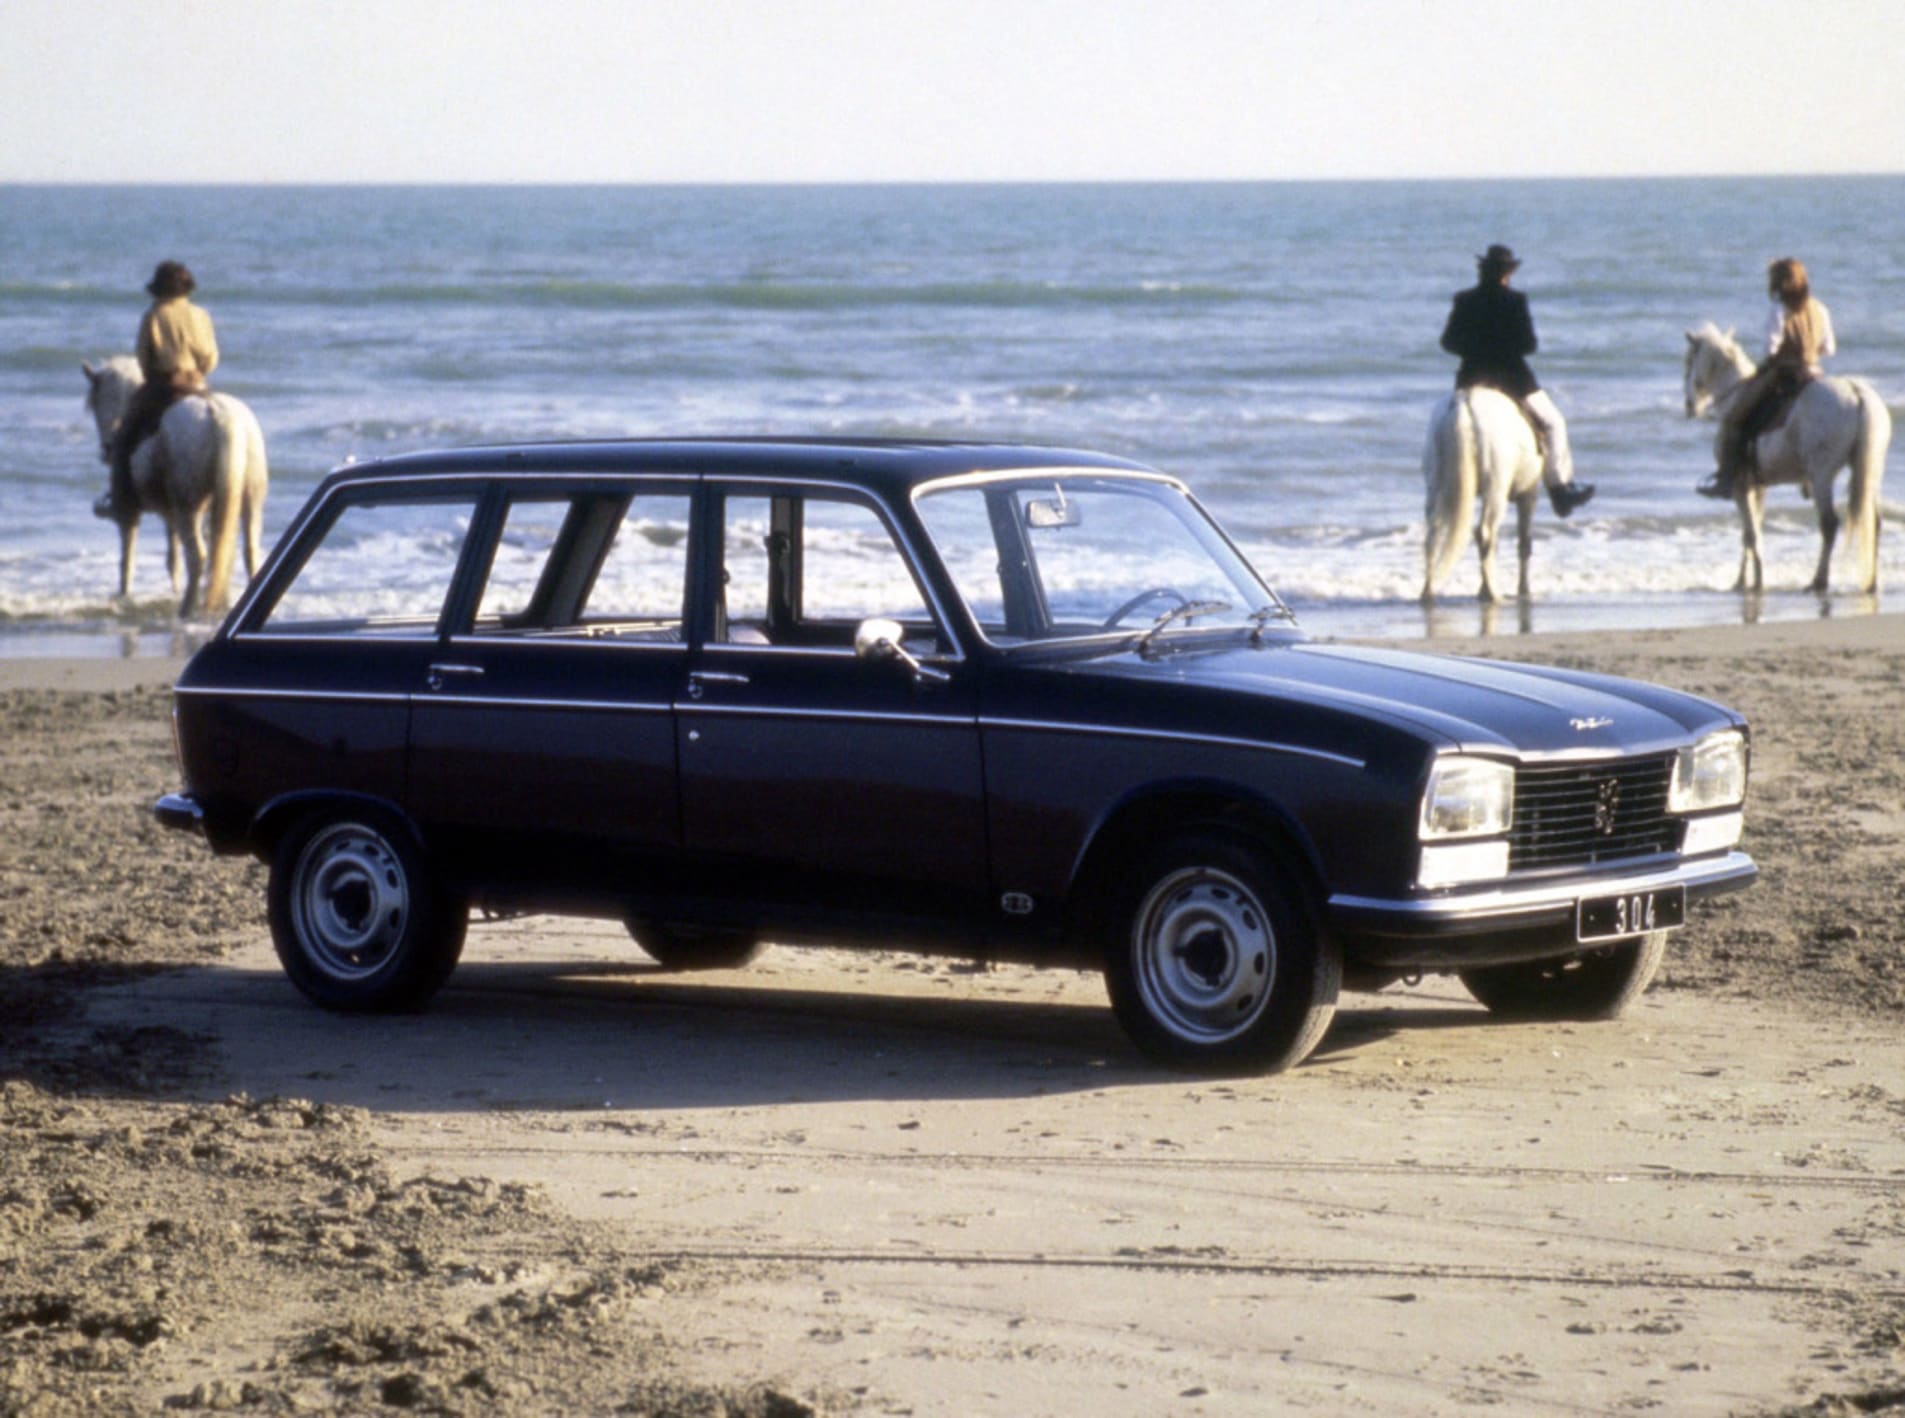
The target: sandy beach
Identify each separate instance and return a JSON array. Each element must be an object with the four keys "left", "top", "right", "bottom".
[{"left": 3, "top": 611, "right": 1903, "bottom": 1414}]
